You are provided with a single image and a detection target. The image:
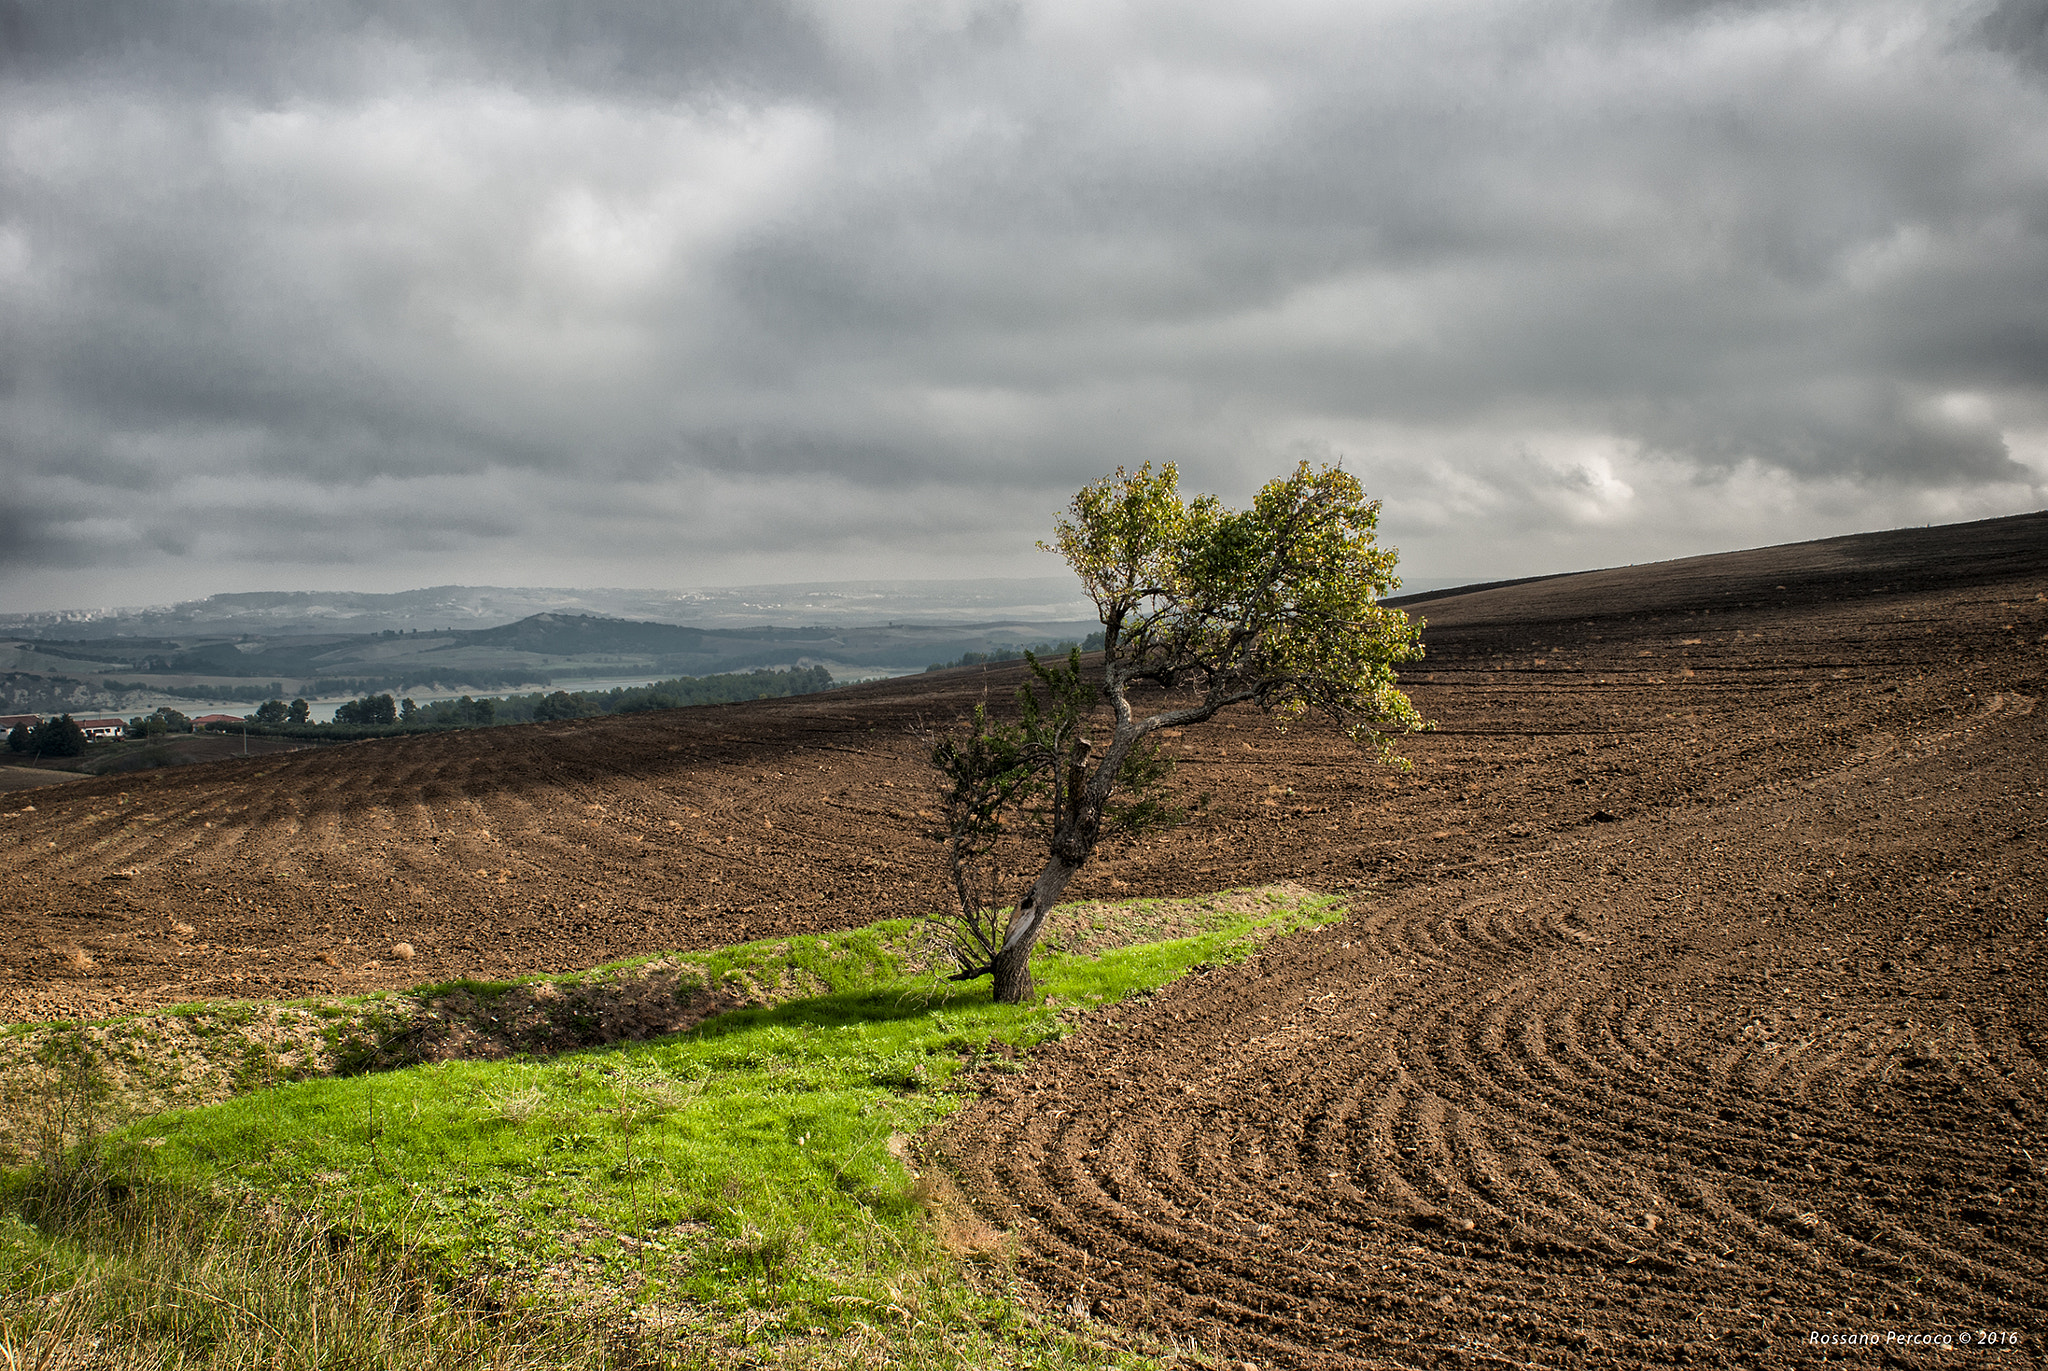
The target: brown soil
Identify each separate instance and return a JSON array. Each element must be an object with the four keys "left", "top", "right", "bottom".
[
  {"left": 5, "top": 510, "right": 2047, "bottom": 1367},
  {"left": 0, "top": 766, "right": 83, "bottom": 793},
  {"left": 0, "top": 732, "right": 315, "bottom": 789}
]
